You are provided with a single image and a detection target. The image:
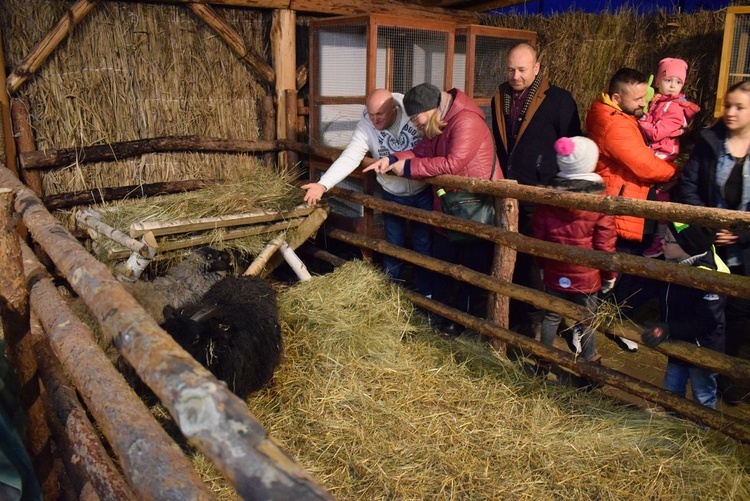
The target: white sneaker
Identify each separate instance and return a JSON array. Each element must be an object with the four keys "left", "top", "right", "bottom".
[
  {"left": 571, "top": 325, "right": 583, "bottom": 355},
  {"left": 616, "top": 336, "right": 639, "bottom": 352}
]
